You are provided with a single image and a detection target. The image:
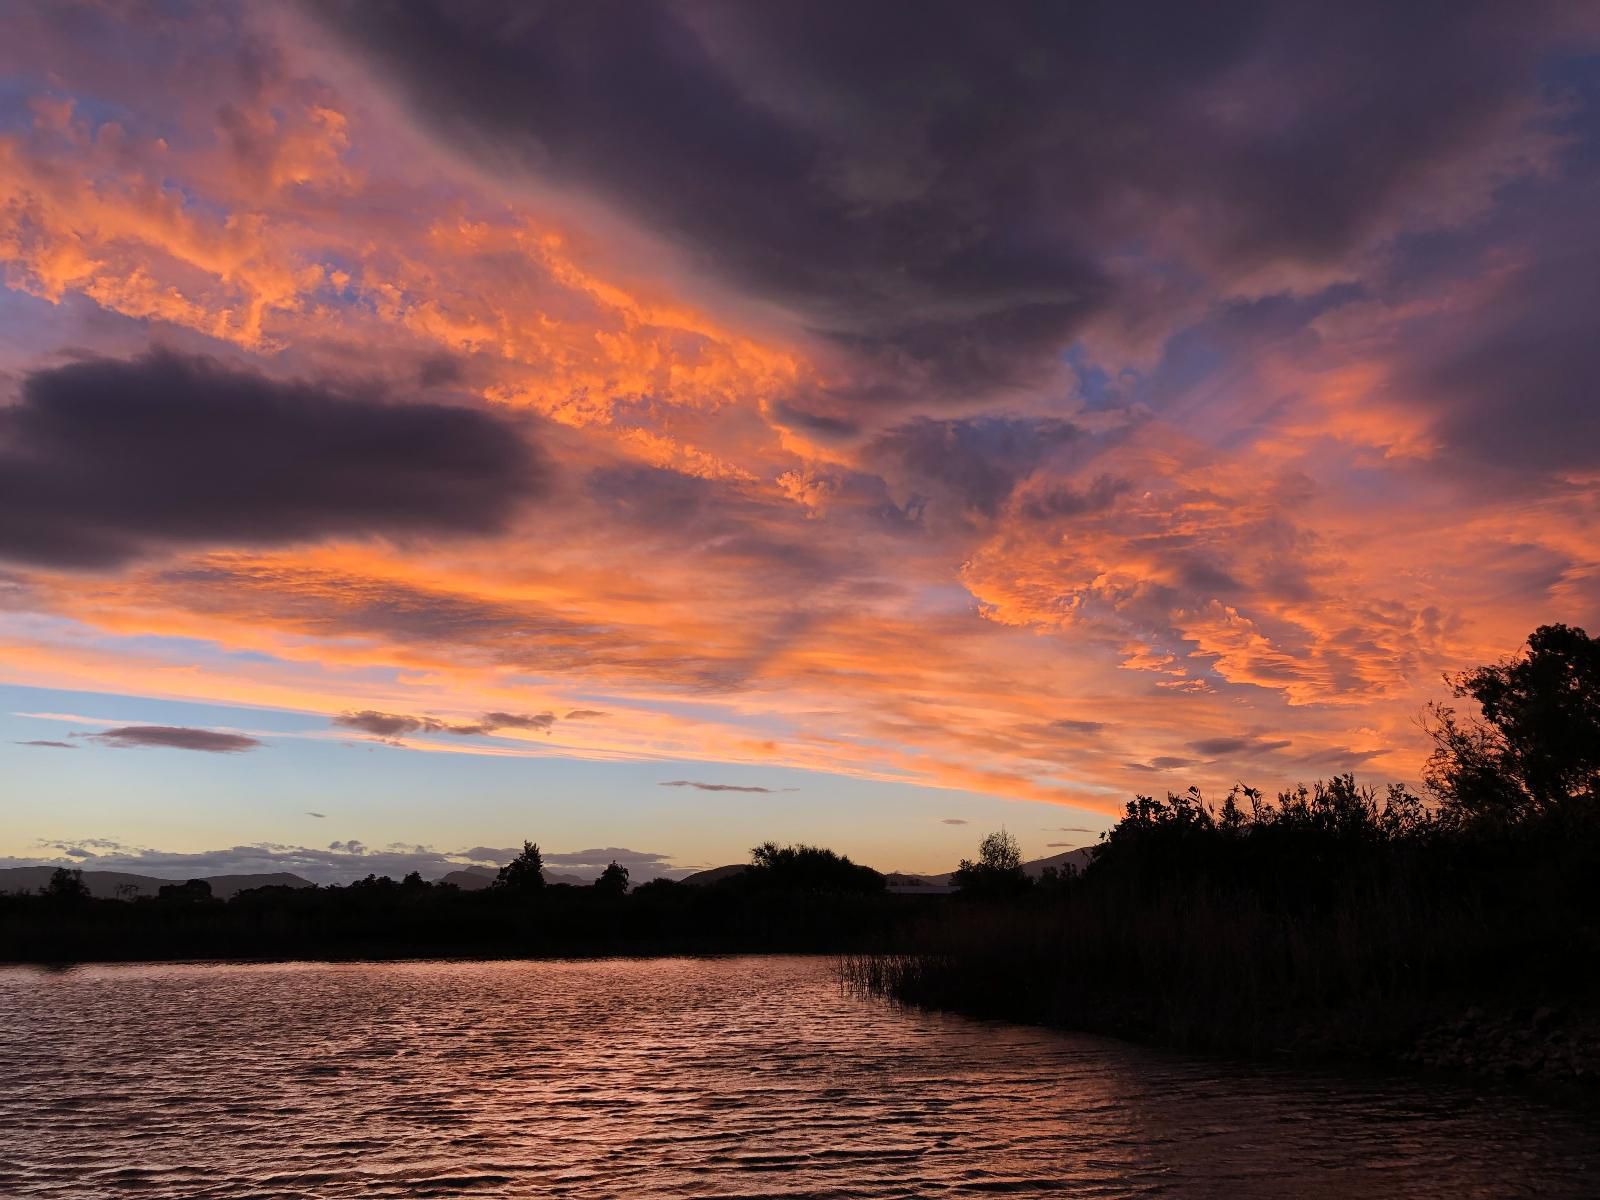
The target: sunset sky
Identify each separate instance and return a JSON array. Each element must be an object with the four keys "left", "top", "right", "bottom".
[{"left": 2, "top": 2, "right": 1597, "bottom": 882}]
